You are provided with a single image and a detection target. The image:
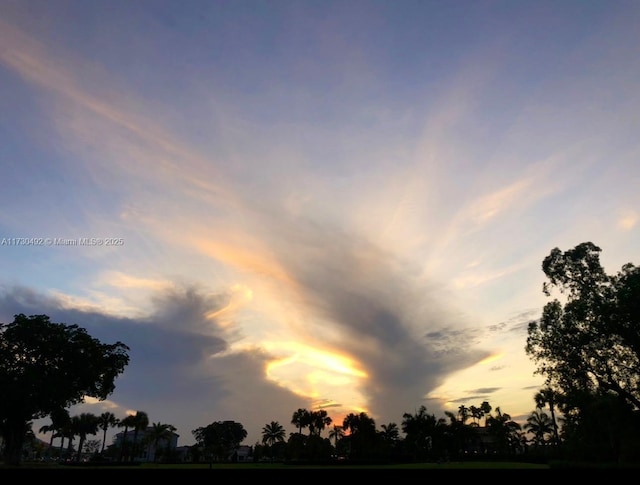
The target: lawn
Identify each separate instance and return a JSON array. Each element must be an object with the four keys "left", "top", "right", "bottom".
[{"left": 4, "top": 460, "right": 551, "bottom": 470}]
